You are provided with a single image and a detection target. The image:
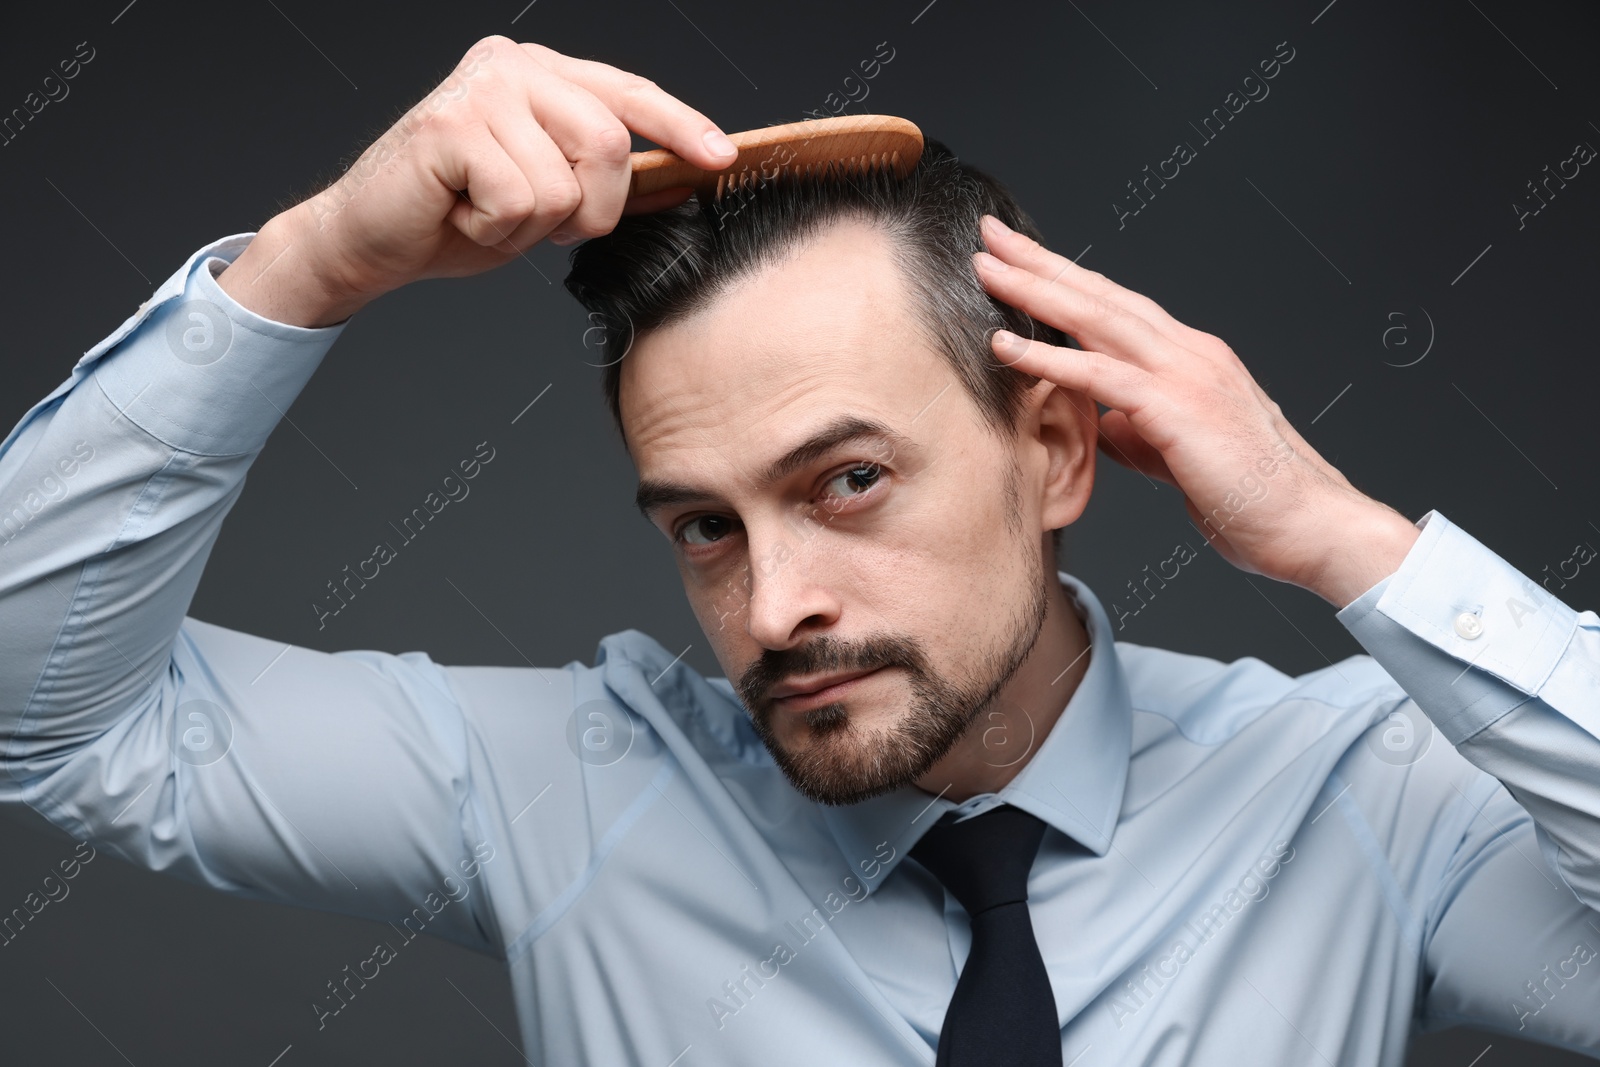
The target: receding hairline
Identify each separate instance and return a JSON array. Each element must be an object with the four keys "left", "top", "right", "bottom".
[
  {"left": 613, "top": 213, "right": 965, "bottom": 456},
  {"left": 622, "top": 210, "right": 911, "bottom": 356}
]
